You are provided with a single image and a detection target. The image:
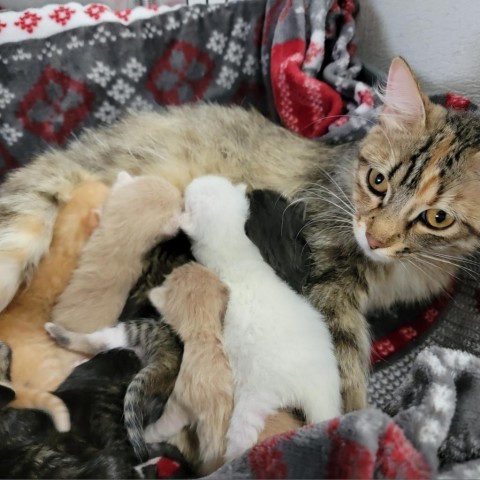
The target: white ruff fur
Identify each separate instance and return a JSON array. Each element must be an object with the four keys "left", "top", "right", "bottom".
[{"left": 181, "top": 175, "right": 341, "bottom": 461}]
